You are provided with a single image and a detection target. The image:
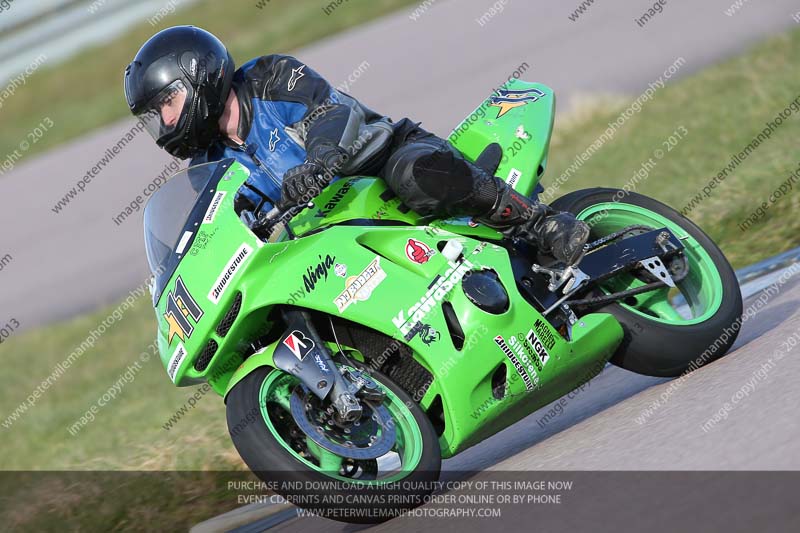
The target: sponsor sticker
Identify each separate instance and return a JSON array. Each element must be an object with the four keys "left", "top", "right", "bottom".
[
  {"left": 532, "top": 318, "right": 557, "bottom": 350},
  {"left": 313, "top": 353, "right": 330, "bottom": 373},
  {"left": 419, "top": 323, "right": 440, "bottom": 345},
  {"left": 167, "top": 343, "right": 188, "bottom": 383},
  {"left": 403, "top": 322, "right": 441, "bottom": 344},
  {"left": 421, "top": 324, "right": 440, "bottom": 345},
  {"left": 335, "top": 257, "right": 387, "bottom": 313},
  {"left": 405, "top": 238, "right": 436, "bottom": 264},
  {"left": 334, "top": 263, "right": 347, "bottom": 277},
  {"left": 282, "top": 330, "right": 315, "bottom": 361},
  {"left": 494, "top": 335, "right": 535, "bottom": 391},
  {"left": 507, "top": 168, "right": 522, "bottom": 190},
  {"left": 303, "top": 254, "right": 335, "bottom": 293},
  {"left": 315, "top": 181, "right": 354, "bottom": 218},
  {"left": 509, "top": 334, "right": 543, "bottom": 379},
  {"left": 526, "top": 328, "right": 551, "bottom": 367},
  {"left": 203, "top": 191, "right": 227, "bottom": 224},
  {"left": 208, "top": 243, "right": 253, "bottom": 304},
  {"left": 393, "top": 259, "right": 473, "bottom": 337},
  {"left": 489, "top": 87, "right": 546, "bottom": 118}
]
